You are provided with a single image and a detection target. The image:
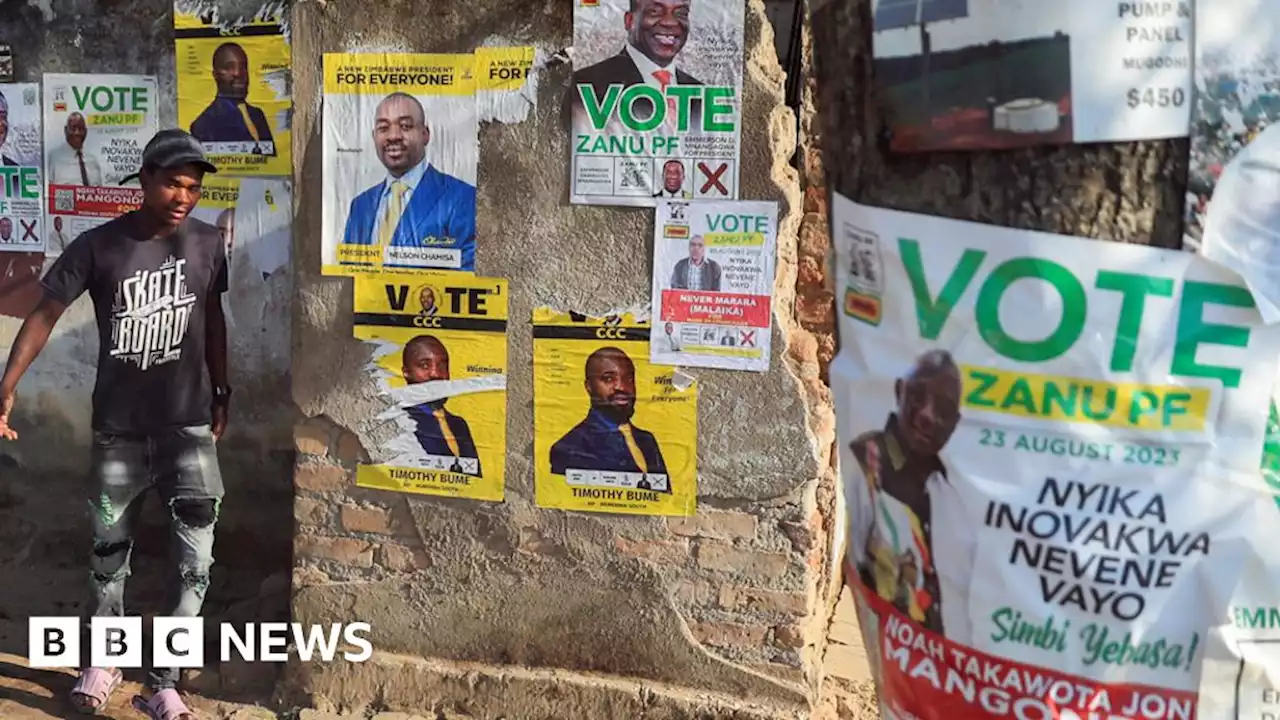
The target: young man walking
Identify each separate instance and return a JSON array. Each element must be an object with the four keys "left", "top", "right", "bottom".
[{"left": 0, "top": 129, "right": 230, "bottom": 720}]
